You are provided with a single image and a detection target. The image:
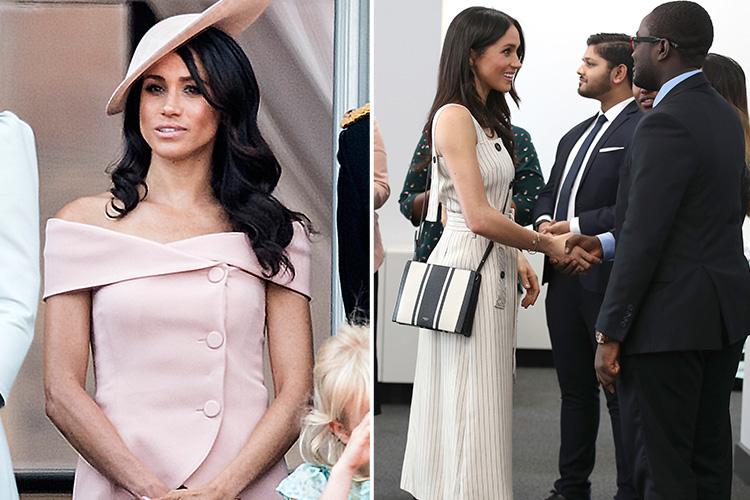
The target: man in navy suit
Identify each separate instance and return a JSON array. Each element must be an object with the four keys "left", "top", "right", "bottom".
[
  {"left": 592, "top": 3, "right": 750, "bottom": 498},
  {"left": 532, "top": 34, "right": 641, "bottom": 500}
]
